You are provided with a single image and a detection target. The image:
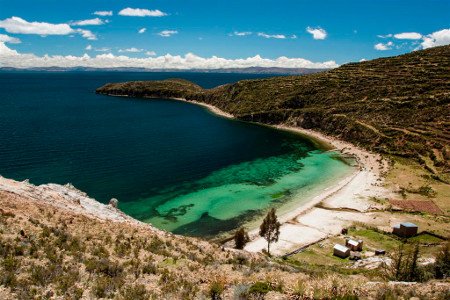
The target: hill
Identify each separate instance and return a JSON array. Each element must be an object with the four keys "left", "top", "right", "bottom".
[
  {"left": 1, "top": 176, "right": 449, "bottom": 299},
  {"left": 97, "top": 46, "right": 450, "bottom": 183}
]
